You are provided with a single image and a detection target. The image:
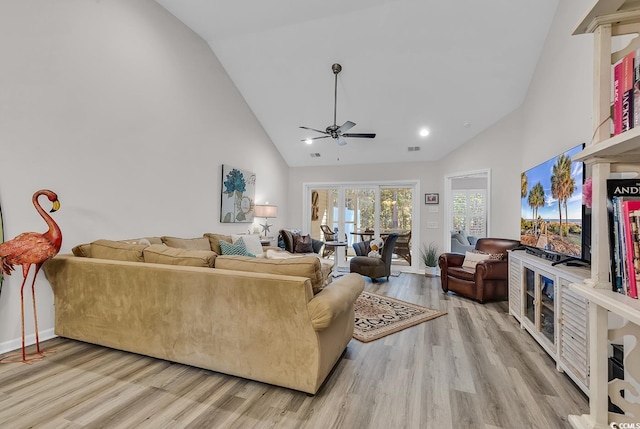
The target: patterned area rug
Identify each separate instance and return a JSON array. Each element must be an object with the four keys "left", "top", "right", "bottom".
[{"left": 353, "top": 291, "right": 447, "bottom": 343}]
